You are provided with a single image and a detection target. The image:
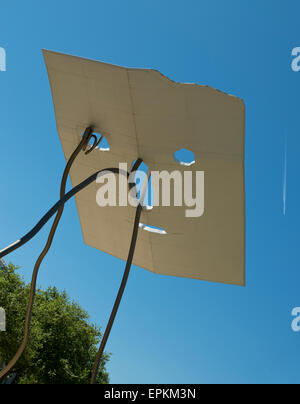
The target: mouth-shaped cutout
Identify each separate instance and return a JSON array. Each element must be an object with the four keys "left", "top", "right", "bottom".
[
  {"left": 173, "top": 148, "right": 195, "bottom": 166},
  {"left": 139, "top": 223, "right": 167, "bottom": 235}
]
